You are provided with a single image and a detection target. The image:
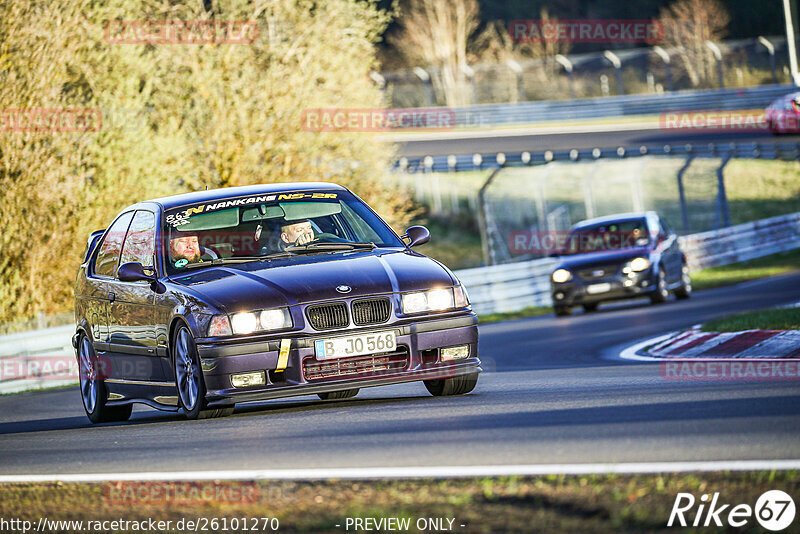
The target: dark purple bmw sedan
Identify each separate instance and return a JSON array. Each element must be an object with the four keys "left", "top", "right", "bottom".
[{"left": 73, "top": 183, "right": 480, "bottom": 422}]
